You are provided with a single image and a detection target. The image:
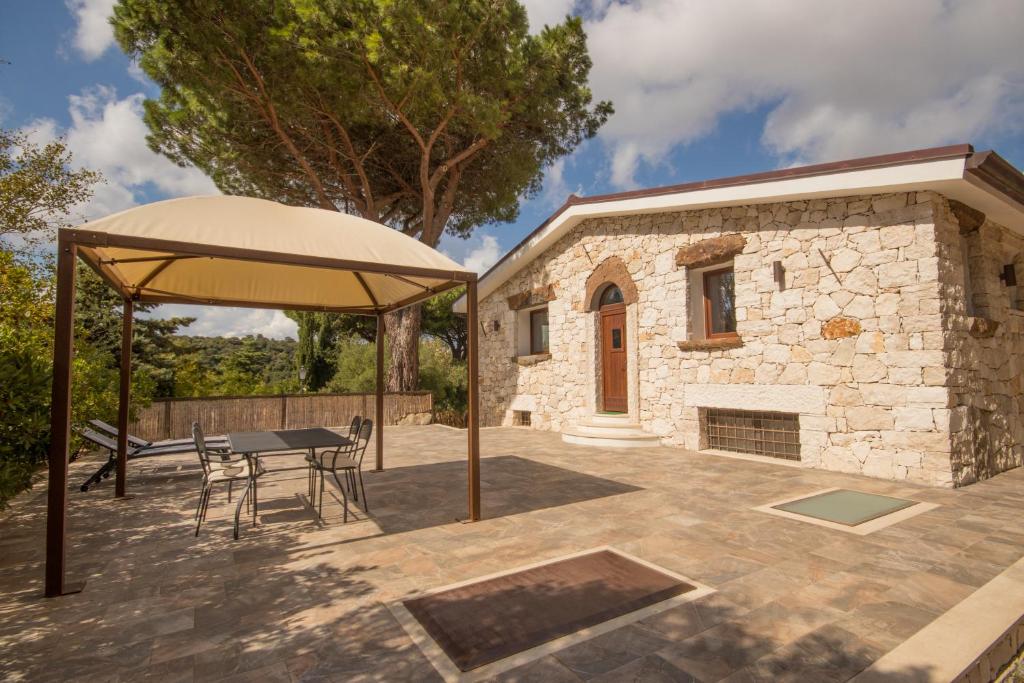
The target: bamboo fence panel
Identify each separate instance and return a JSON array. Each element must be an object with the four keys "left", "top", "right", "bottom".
[{"left": 129, "top": 392, "right": 432, "bottom": 441}]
